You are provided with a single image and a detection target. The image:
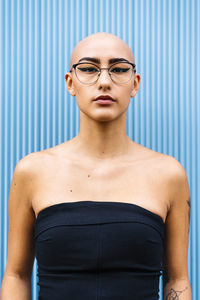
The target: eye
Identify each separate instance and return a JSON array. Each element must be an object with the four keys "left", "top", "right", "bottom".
[
  {"left": 110, "top": 67, "right": 130, "bottom": 73},
  {"left": 77, "top": 67, "right": 99, "bottom": 73}
]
